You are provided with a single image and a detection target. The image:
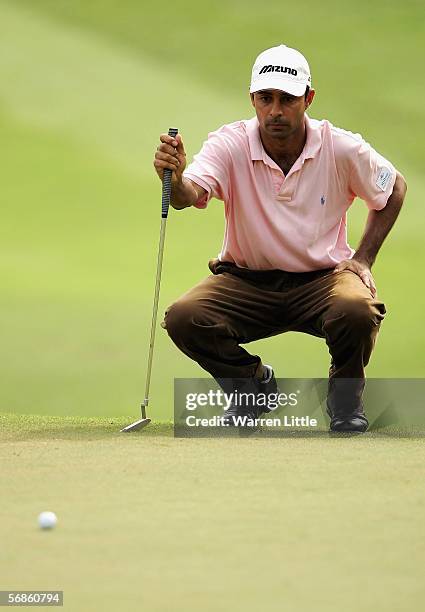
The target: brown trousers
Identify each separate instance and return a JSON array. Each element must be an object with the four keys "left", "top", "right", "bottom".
[{"left": 163, "top": 259, "right": 386, "bottom": 415}]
